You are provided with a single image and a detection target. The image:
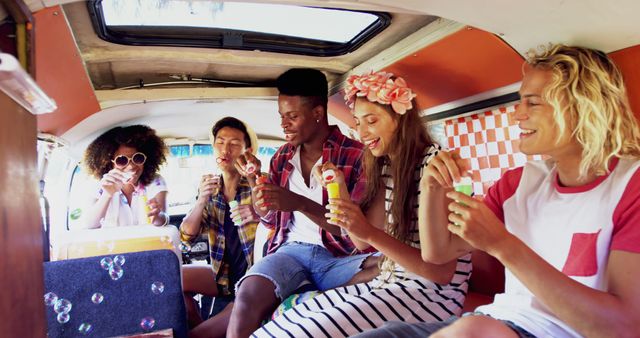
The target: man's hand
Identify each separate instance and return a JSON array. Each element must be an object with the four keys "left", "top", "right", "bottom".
[
  {"left": 235, "top": 150, "right": 262, "bottom": 180},
  {"left": 197, "top": 174, "right": 220, "bottom": 202},
  {"left": 254, "top": 183, "right": 302, "bottom": 212},
  {"left": 446, "top": 191, "right": 514, "bottom": 256},
  {"left": 230, "top": 204, "right": 260, "bottom": 226},
  {"left": 312, "top": 162, "right": 345, "bottom": 187}
]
